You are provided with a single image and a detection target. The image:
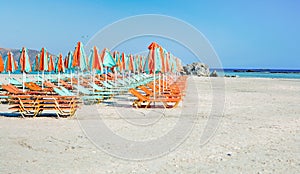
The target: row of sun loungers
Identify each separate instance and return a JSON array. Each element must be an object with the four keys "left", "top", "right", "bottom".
[{"left": 0, "top": 73, "right": 187, "bottom": 117}]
